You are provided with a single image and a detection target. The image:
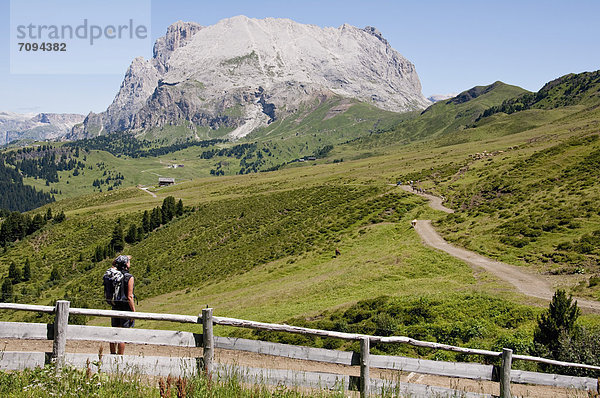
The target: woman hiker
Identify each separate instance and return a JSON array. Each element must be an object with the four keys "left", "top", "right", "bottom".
[{"left": 107, "top": 254, "right": 135, "bottom": 355}]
